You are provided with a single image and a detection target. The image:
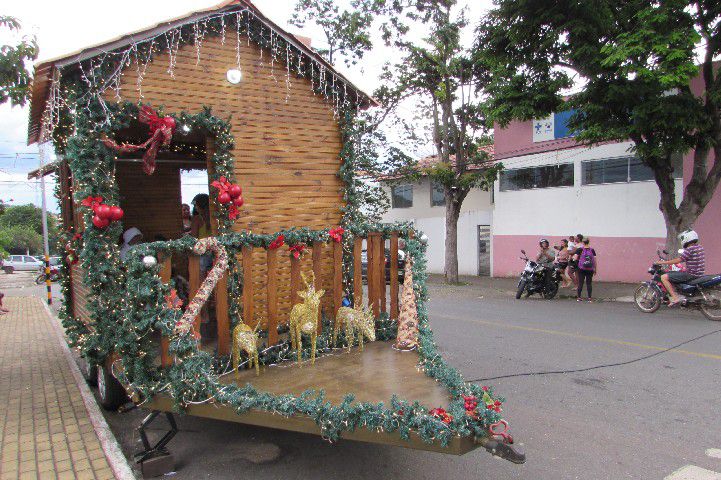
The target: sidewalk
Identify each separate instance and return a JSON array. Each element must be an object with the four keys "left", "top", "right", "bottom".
[
  {"left": 426, "top": 274, "right": 636, "bottom": 301},
  {"left": 0, "top": 297, "right": 132, "bottom": 480}
]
